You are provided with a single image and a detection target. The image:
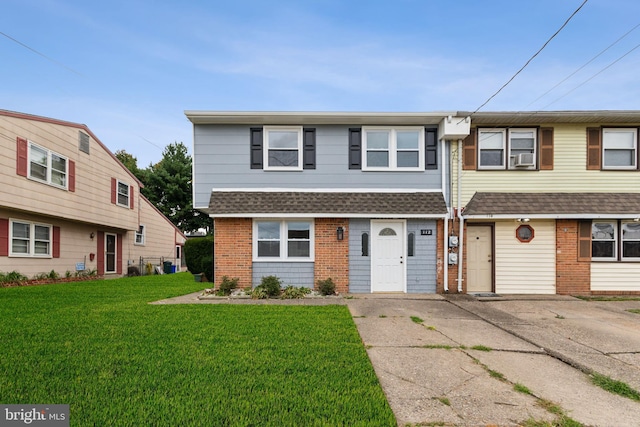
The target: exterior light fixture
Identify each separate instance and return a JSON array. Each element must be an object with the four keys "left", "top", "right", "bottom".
[
  {"left": 336, "top": 227, "right": 344, "bottom": 241},
  {"left": 517, "top": 218, "right": 530, "bottom": 223},
  {"left": 90, "top": 232, "right": 95, "bottom": 239}
]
